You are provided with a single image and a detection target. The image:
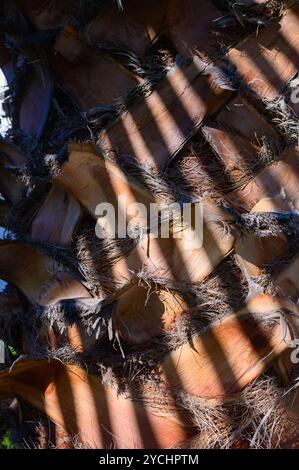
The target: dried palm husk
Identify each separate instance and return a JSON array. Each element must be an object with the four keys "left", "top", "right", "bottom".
[
  {"left": 112, "top": 283, "right": 190, "bottom": 345},
  {"left": 274, "top": 255, "right": 299, "bottom": 302},
  {"left": 0, "top": 141, "right": 82, "bottom": 244},
  {"left": 1, "top": 287, "right": 298, "bottom": 447},
  {"left": 54, "top": 142, "right": 154, "bottom": 224},
  {"left": 201, "top": 96, "right": 281, "bottom": 190},
  {"left": 11, "top": 0, "right": 76, "bottom": 30},
  {"left": 234, "top": 197, "right": 298, "bottom": 279},
  {"left": 50, "top": 27, "right": 140, "bottom": 112},
  {"left": 158, "top": 294, "right": 299, "bottom": 397},
  {"left": 30, "top": 185, "right": 82, "bottom": 245},
  {"left": 0, "top": 140, "right": 27, "bottom": 203},
  {"left": 0, "top": 200, "right": 10, "bottom": 229},
  {"left": 0, "top": 240, "right": 90, "bottom": 306},
  {"left": 0, "top": 294, "right": 297, "bottom": 447},
  {"left": 15, "top": 60, "right": 52, "bottom": 141},
  {"left": 98, "top": 57, "right": 236, "bottom": 170},
  {"left": 0, "top": 287, "right": 24, "bottom": 355},
  {"left": 165, "top": 0, "right": 225, "bottom": 60},
  {"left": 273, "top": 387, "right": 299, "bottom": 448},
  {"left": 0, "top": 360, "right": 192, "bottom": 449},
  {"left": 228, "top": 148, "right": 299, "bottom": 211},
  {"left": 1, "top": 46, "right": 52, "bottom": 142},
  {"left": 53, "top": 142, "right": 236, "bottom": 293}
]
